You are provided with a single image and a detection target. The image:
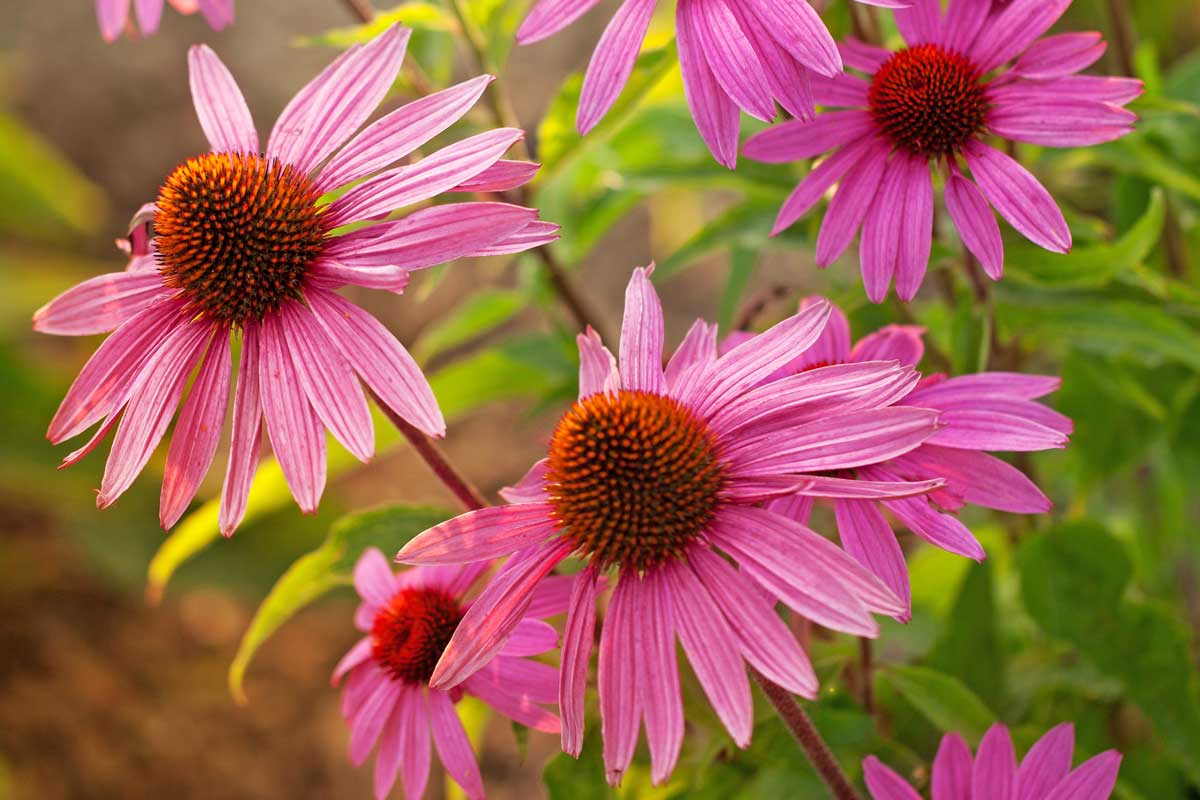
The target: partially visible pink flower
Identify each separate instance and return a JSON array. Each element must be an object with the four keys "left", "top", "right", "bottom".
[
  {"left": 96, "top": 0, "right": 234, "bottom": 41},
  {"left": 515, "top": 0, "right": 908, "bottom": 168},
  {"left": 35, "top": 25, "right": 555, "bottom": 536},
  {"left": 335, "top": 549, "right": 562, "bottom": 800},
  {"left": 397, "top": 265, "right": 946, "bottom": 786},
  {"left": 864, "top": 722, "right": 1122, "bottom": 800},
  {"left": 735, "top": 298, "right": 1069, "bottom": 618},
  {"left": 745, "top": 0, "right": 1143, "bottom": 301}
]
